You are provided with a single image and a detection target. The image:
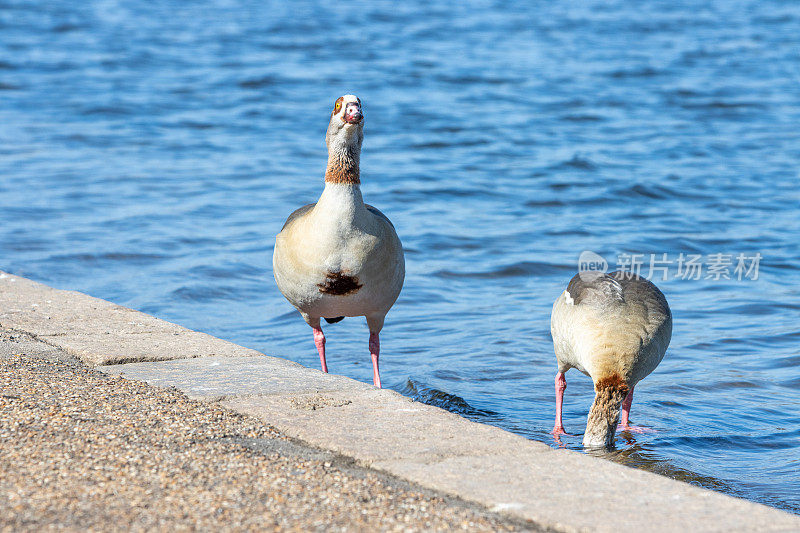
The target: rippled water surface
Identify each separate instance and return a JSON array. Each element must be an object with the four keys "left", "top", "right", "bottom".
[{"left": 2, "top": 0, "right": 799, "bottom": 513}]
